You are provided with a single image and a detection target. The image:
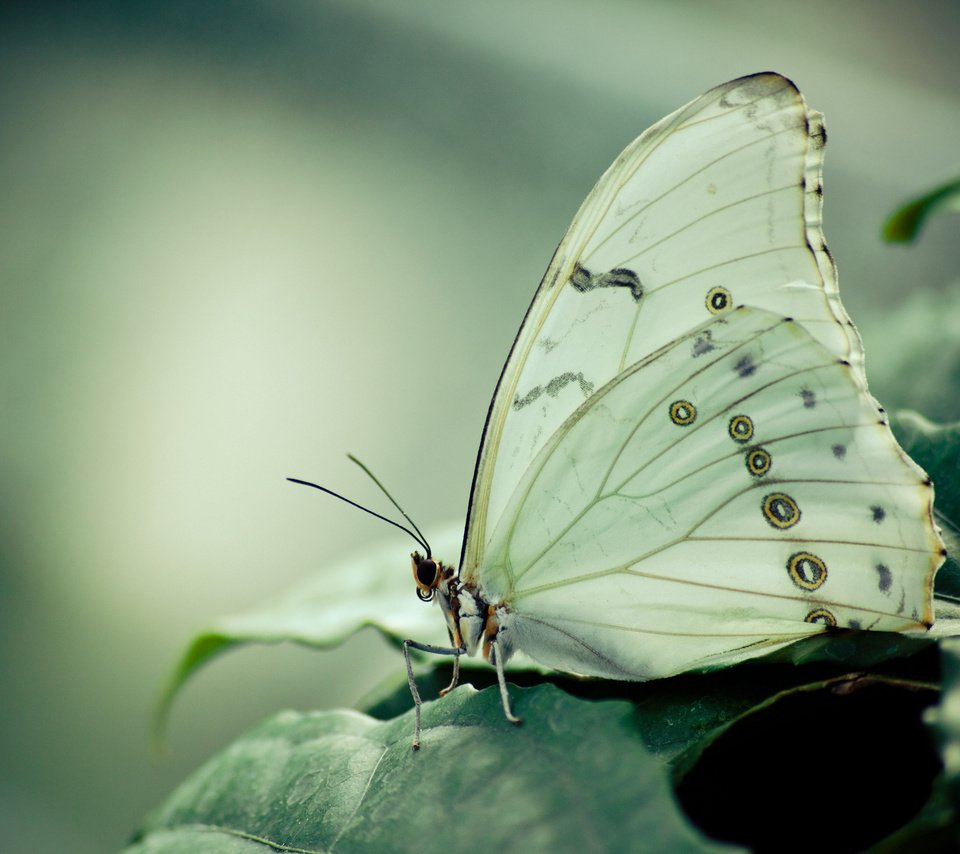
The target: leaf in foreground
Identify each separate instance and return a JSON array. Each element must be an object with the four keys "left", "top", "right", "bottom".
[{"left": 130, "top": 684, "right": 734, "bottom": 854}]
